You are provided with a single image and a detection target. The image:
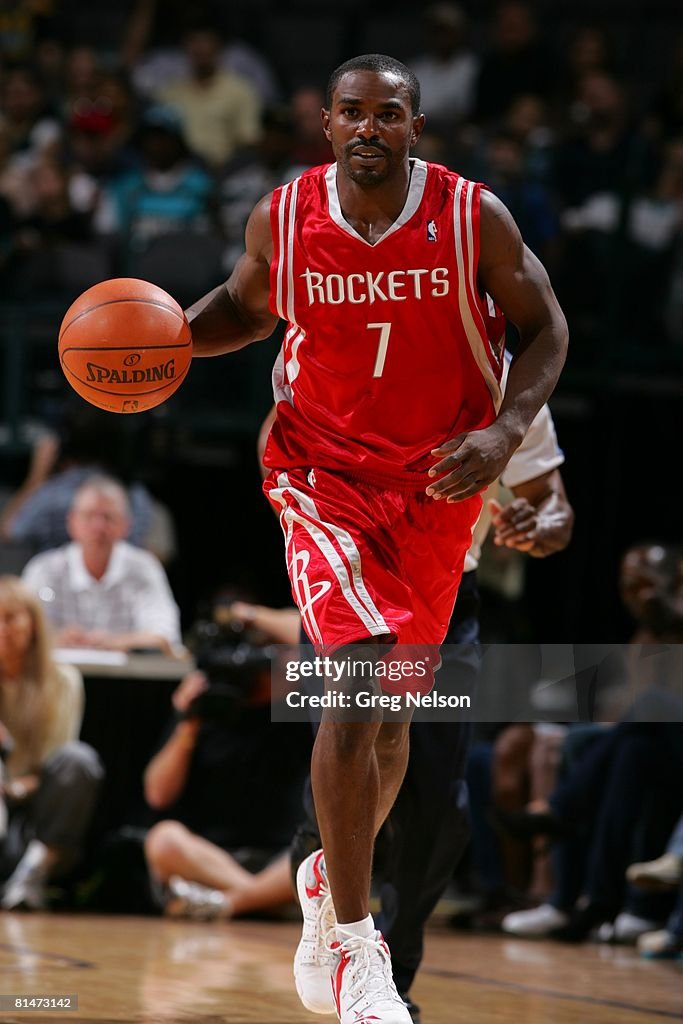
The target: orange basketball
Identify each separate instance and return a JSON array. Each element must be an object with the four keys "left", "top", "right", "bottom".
[{"left": 58, "top": 278, "right": 193, "bottom": 414}]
